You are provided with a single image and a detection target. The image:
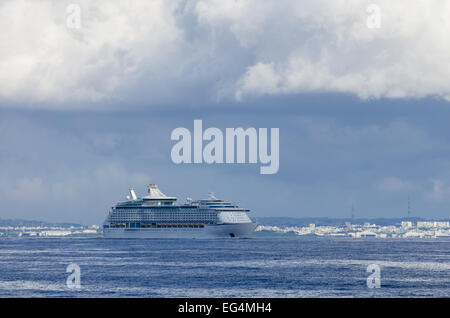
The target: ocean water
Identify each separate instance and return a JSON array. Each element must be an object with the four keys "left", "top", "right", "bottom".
[{"left": 0, "top": 236, "right": 448, "bottom": 297}]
